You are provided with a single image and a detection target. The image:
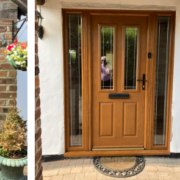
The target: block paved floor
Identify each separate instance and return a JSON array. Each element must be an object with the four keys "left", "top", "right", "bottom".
[{"left": 42, "top": 157, "right": 180, "bottom": 180}]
